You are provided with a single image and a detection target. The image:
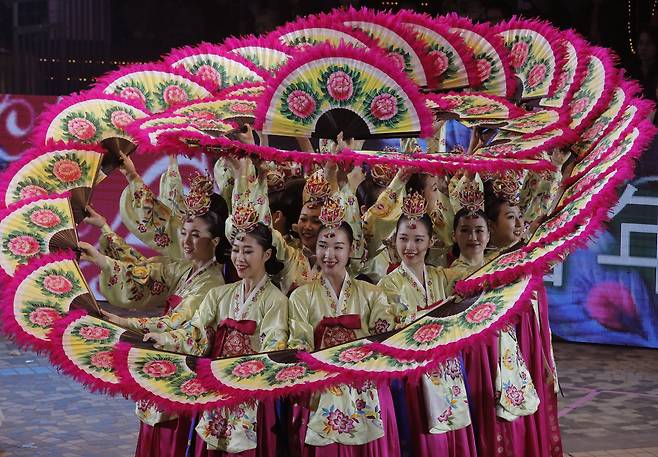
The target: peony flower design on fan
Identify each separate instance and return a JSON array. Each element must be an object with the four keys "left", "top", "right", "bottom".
[
  {"left": 508, "top": 37, "right": 532, "bottom": 71},
  {"left": 12, "top": 178, "right": 53, "bottom": 202},
  {"left": 44, "top": 153, "right": 90, "bottom": 187},
  {"left": 113, "top": 81, "right": 153, "bottom": 111},
  {"left": 102, "top": 106, "right": 138, "bottom": 133},
  {"left": 280, "top": 81, "right": 322, "bottom": 124},
  {"left": 525, "top": 59, "right": 551, "bottom": 91},
  {"left": 188, "top": 61, "right": 228, "bottom": 92},
  {"left": 459, "top": 296, "right": 503, "bottom": 329},
  {"left": 60, "top": 112, "right": 102, "bottom": 143},
  {"left": 362, "top": 87, "right": 407, "bottom": 128},
  {"left": 156, "top": 81, "right": 193, "bottom": 109},
  {"left": 3, "top": 231, "right": 45, "bottom": 261},
  {"left": 334, "top": 344, "right": 374, "bottom": 364},
  {"left": 71, "top": 321, "right": 117, "bottom": 344},
  {"left": 37, "top": 268, "right": 81, "bottom": 298},
  {"left": 474, "top": 53, "right": 497, "bottom": 84},
  {"left": 136, "top": 354, "right": 183, "bottom": 380},
  {"left": 22, "top": 300, "right": 64, "bottom": 329},
  {"left": 267, "top": 364, "right": 311, "bottom": 384},
  {"left": 319, "top": 65, "right": 364, "bottom": 106},
  {"left": 228, "top": 358, "right": 270, "bottom": 380},
  {"left": 227, "top": 101, "right": 256, "bottom": 115},
  {"left": 82, "top": 348, "right": 115, "bottom": 372},
  {"left": 428, "top": 44, "right": 455, "bottom": 81},
  {"left": 173, "top": 375, "right": 211, "bottom": 399},
  {"left": 385, "top": 47, "right": 412, "bottom": 73},
  {"left": 407, "top": 321, "right": 447, "bottom": 345},
  {"left": 24, "top": 205, "right": 68, "bottom": 232}
]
